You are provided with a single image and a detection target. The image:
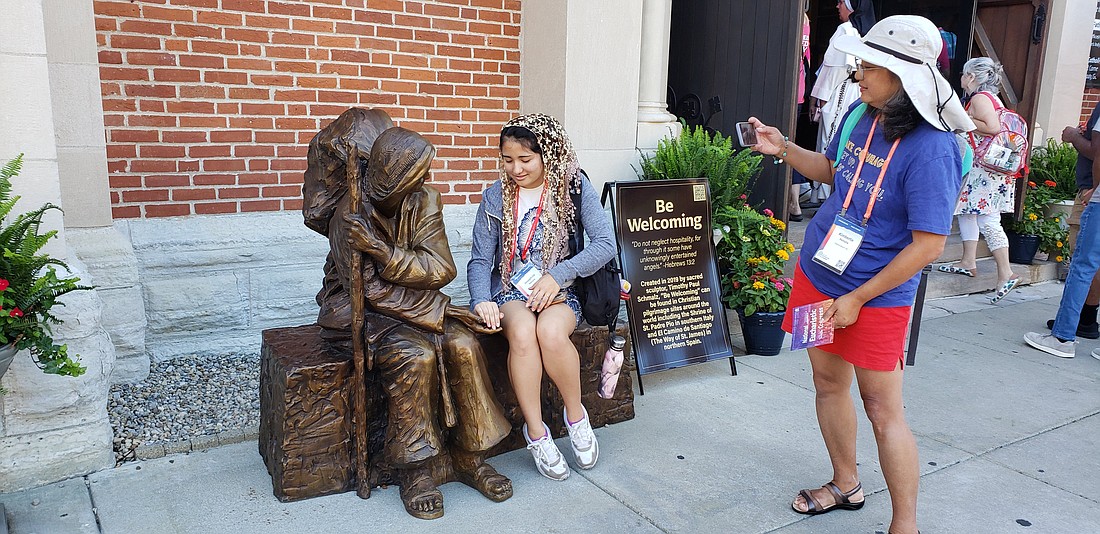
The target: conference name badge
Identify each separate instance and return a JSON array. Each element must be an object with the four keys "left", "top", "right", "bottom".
[
  {"left": 510, "top": 262, "right": 541, "bottom": 298},
  {"left": 812, "top": 214, "right": 865, "bottom": 275}
]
